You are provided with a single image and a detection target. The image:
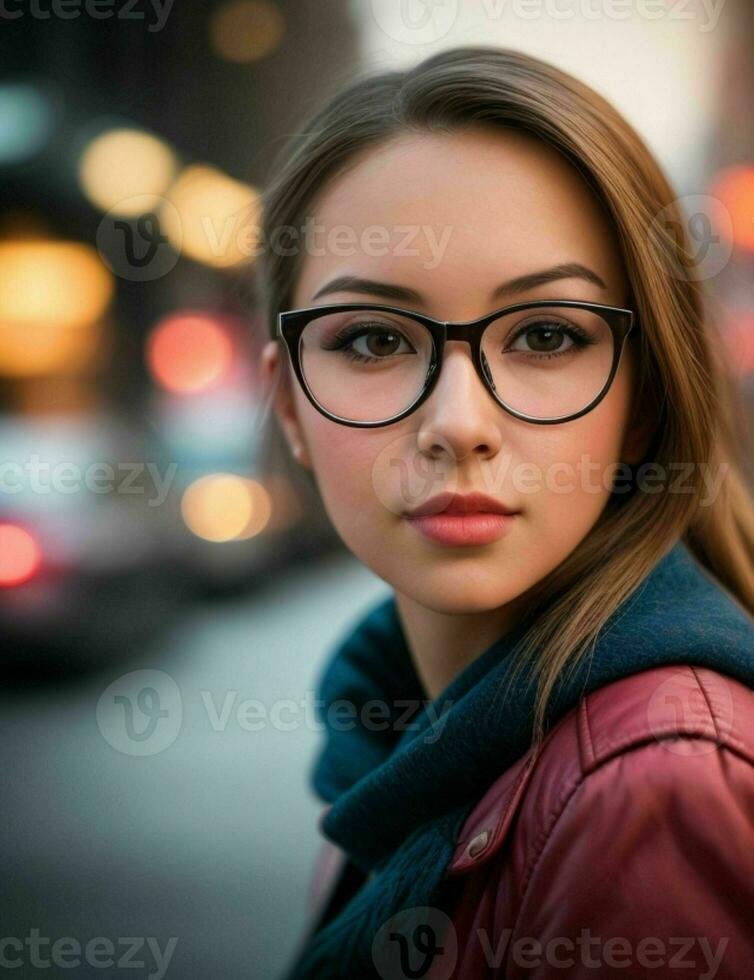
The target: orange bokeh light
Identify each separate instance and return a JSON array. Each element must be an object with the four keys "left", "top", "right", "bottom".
[
  {"left": 146, "top": 312, "right": 234, "bottom": 394},
  {"left": 708, "top": 165, "right": 754, "bottom": 252},
  {"left": 181, "top": 473, "right": 272, "bottom": 542},
  {"left": 0, "top": 524, "right": 42, "bottom": 587}
]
